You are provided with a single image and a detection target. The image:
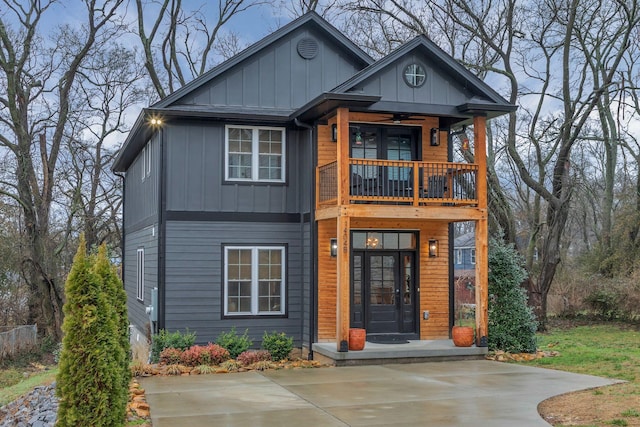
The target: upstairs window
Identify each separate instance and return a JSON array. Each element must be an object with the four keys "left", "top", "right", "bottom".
[{"left": 225, "top": 126, "right": 285, "bottom": 182}]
